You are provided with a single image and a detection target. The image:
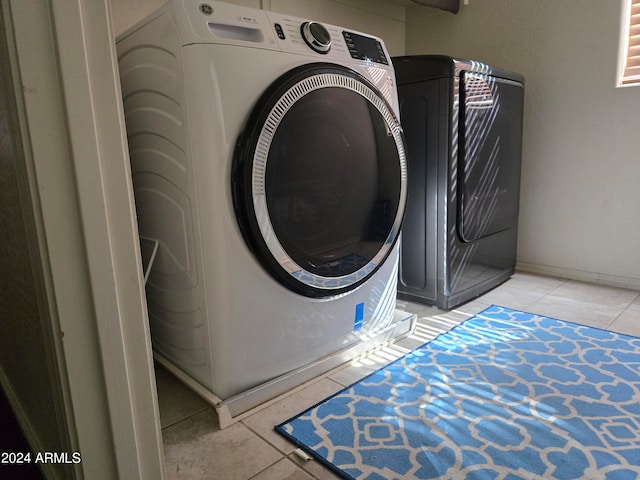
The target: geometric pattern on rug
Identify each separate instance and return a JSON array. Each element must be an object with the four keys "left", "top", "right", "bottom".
[{"left": 276, "top": 305, "right": 640, "bottom": 480}]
